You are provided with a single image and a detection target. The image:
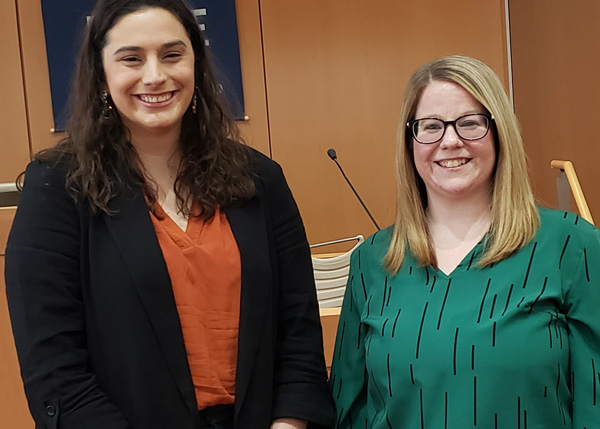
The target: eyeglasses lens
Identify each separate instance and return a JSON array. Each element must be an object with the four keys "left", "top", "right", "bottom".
[{"left": 412, "top": 114, "right": 489, "bottom": 144}]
